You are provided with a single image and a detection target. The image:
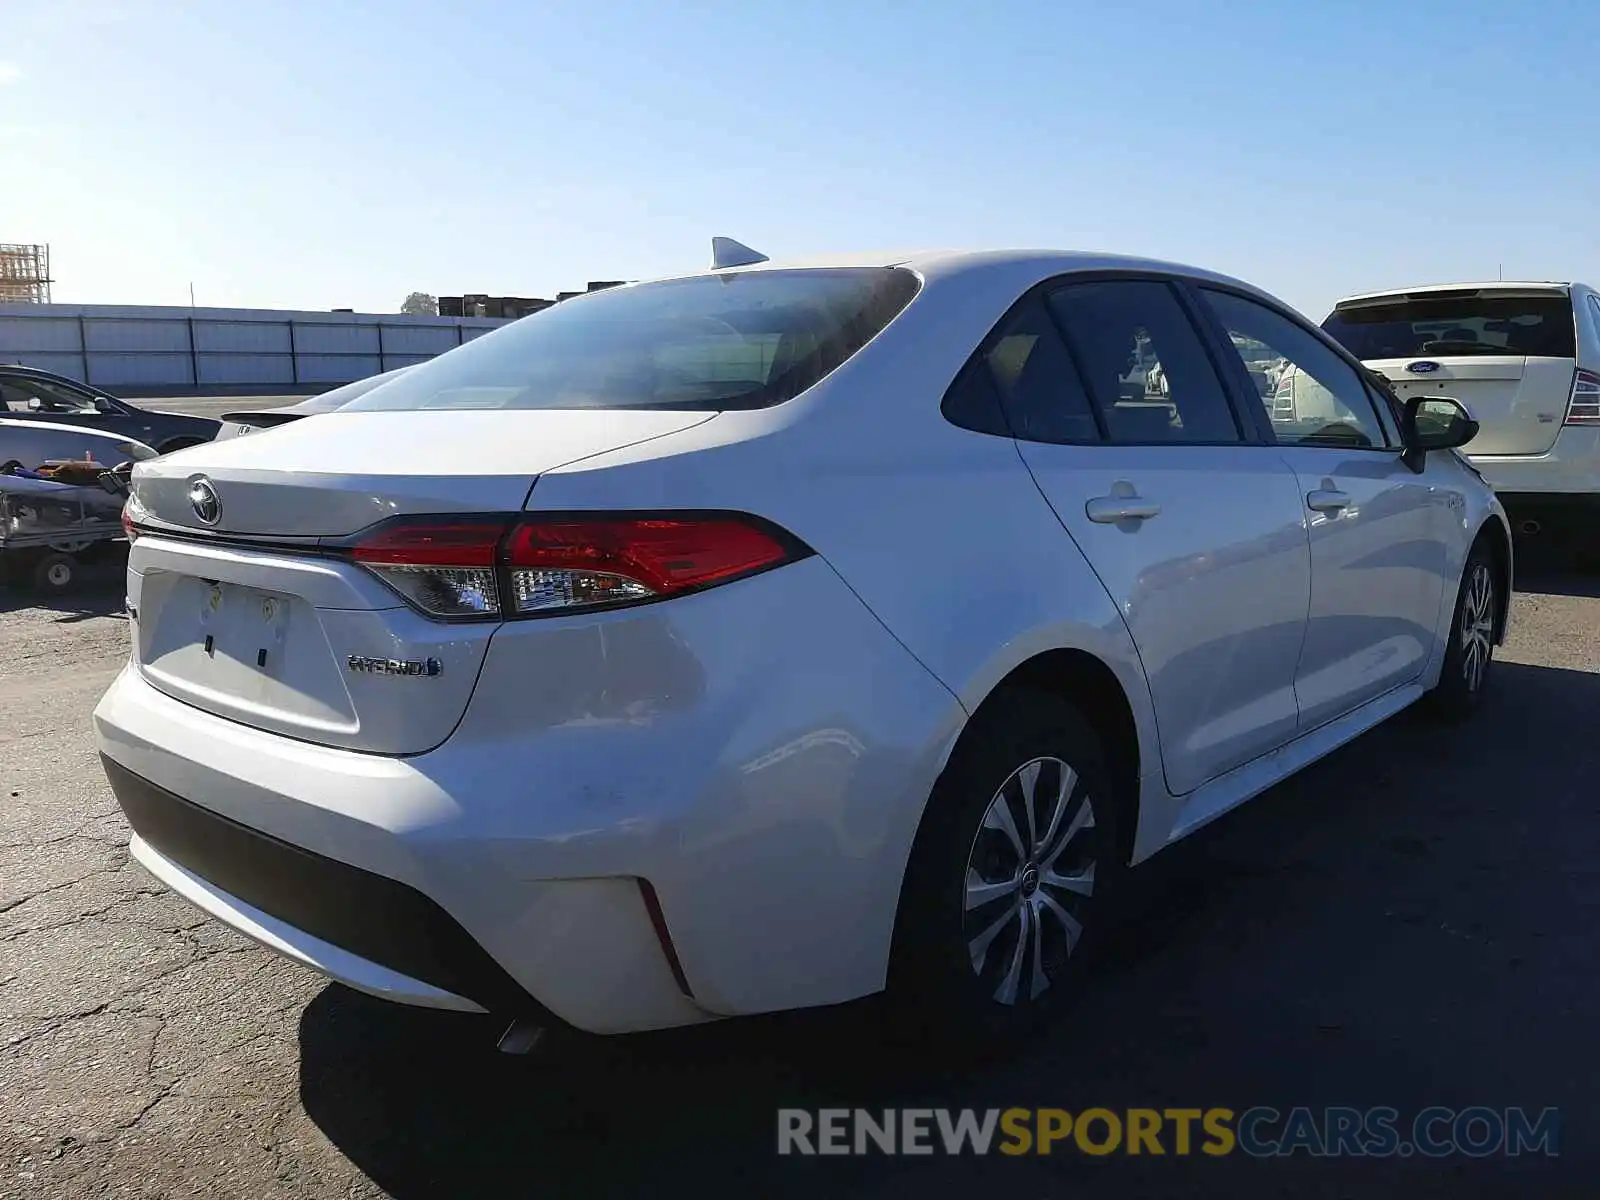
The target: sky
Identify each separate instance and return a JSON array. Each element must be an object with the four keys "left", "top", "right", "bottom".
[{"left": 3, "top": 0, "right": 1597, "bottom": 320}]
